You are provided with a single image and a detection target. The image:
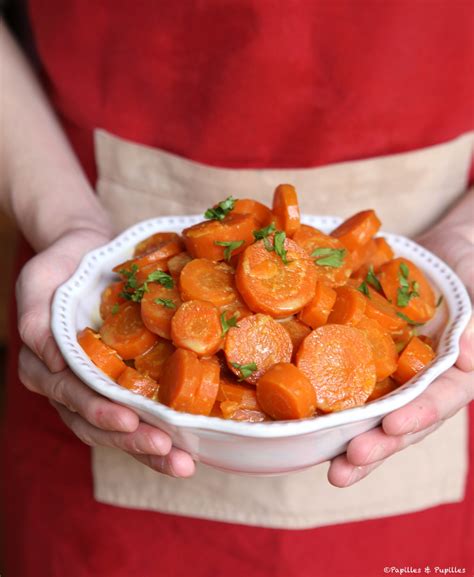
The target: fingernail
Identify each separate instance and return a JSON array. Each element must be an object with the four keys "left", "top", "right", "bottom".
[
  {"left": 396, "top": 417, "right": 419, "bottom": 435},
  {"left": 365, "top": 443, "right": 385, "bottom": 464}
]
